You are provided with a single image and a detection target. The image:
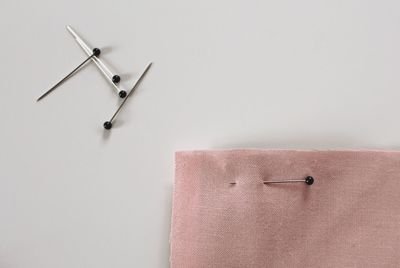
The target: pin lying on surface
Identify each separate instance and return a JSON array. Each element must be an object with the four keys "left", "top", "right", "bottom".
[
  {"left": 66, "top": 25, "right": 127, "bottom": 98},
  {"left": 263, "top": 176, "right": 314, "bottom": 185},
  {"left": 103, "top": 62, "right": 153, "bottom": 130},
  {"left": 37, "top": 48, "right": 101, "bottom": 101}
]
